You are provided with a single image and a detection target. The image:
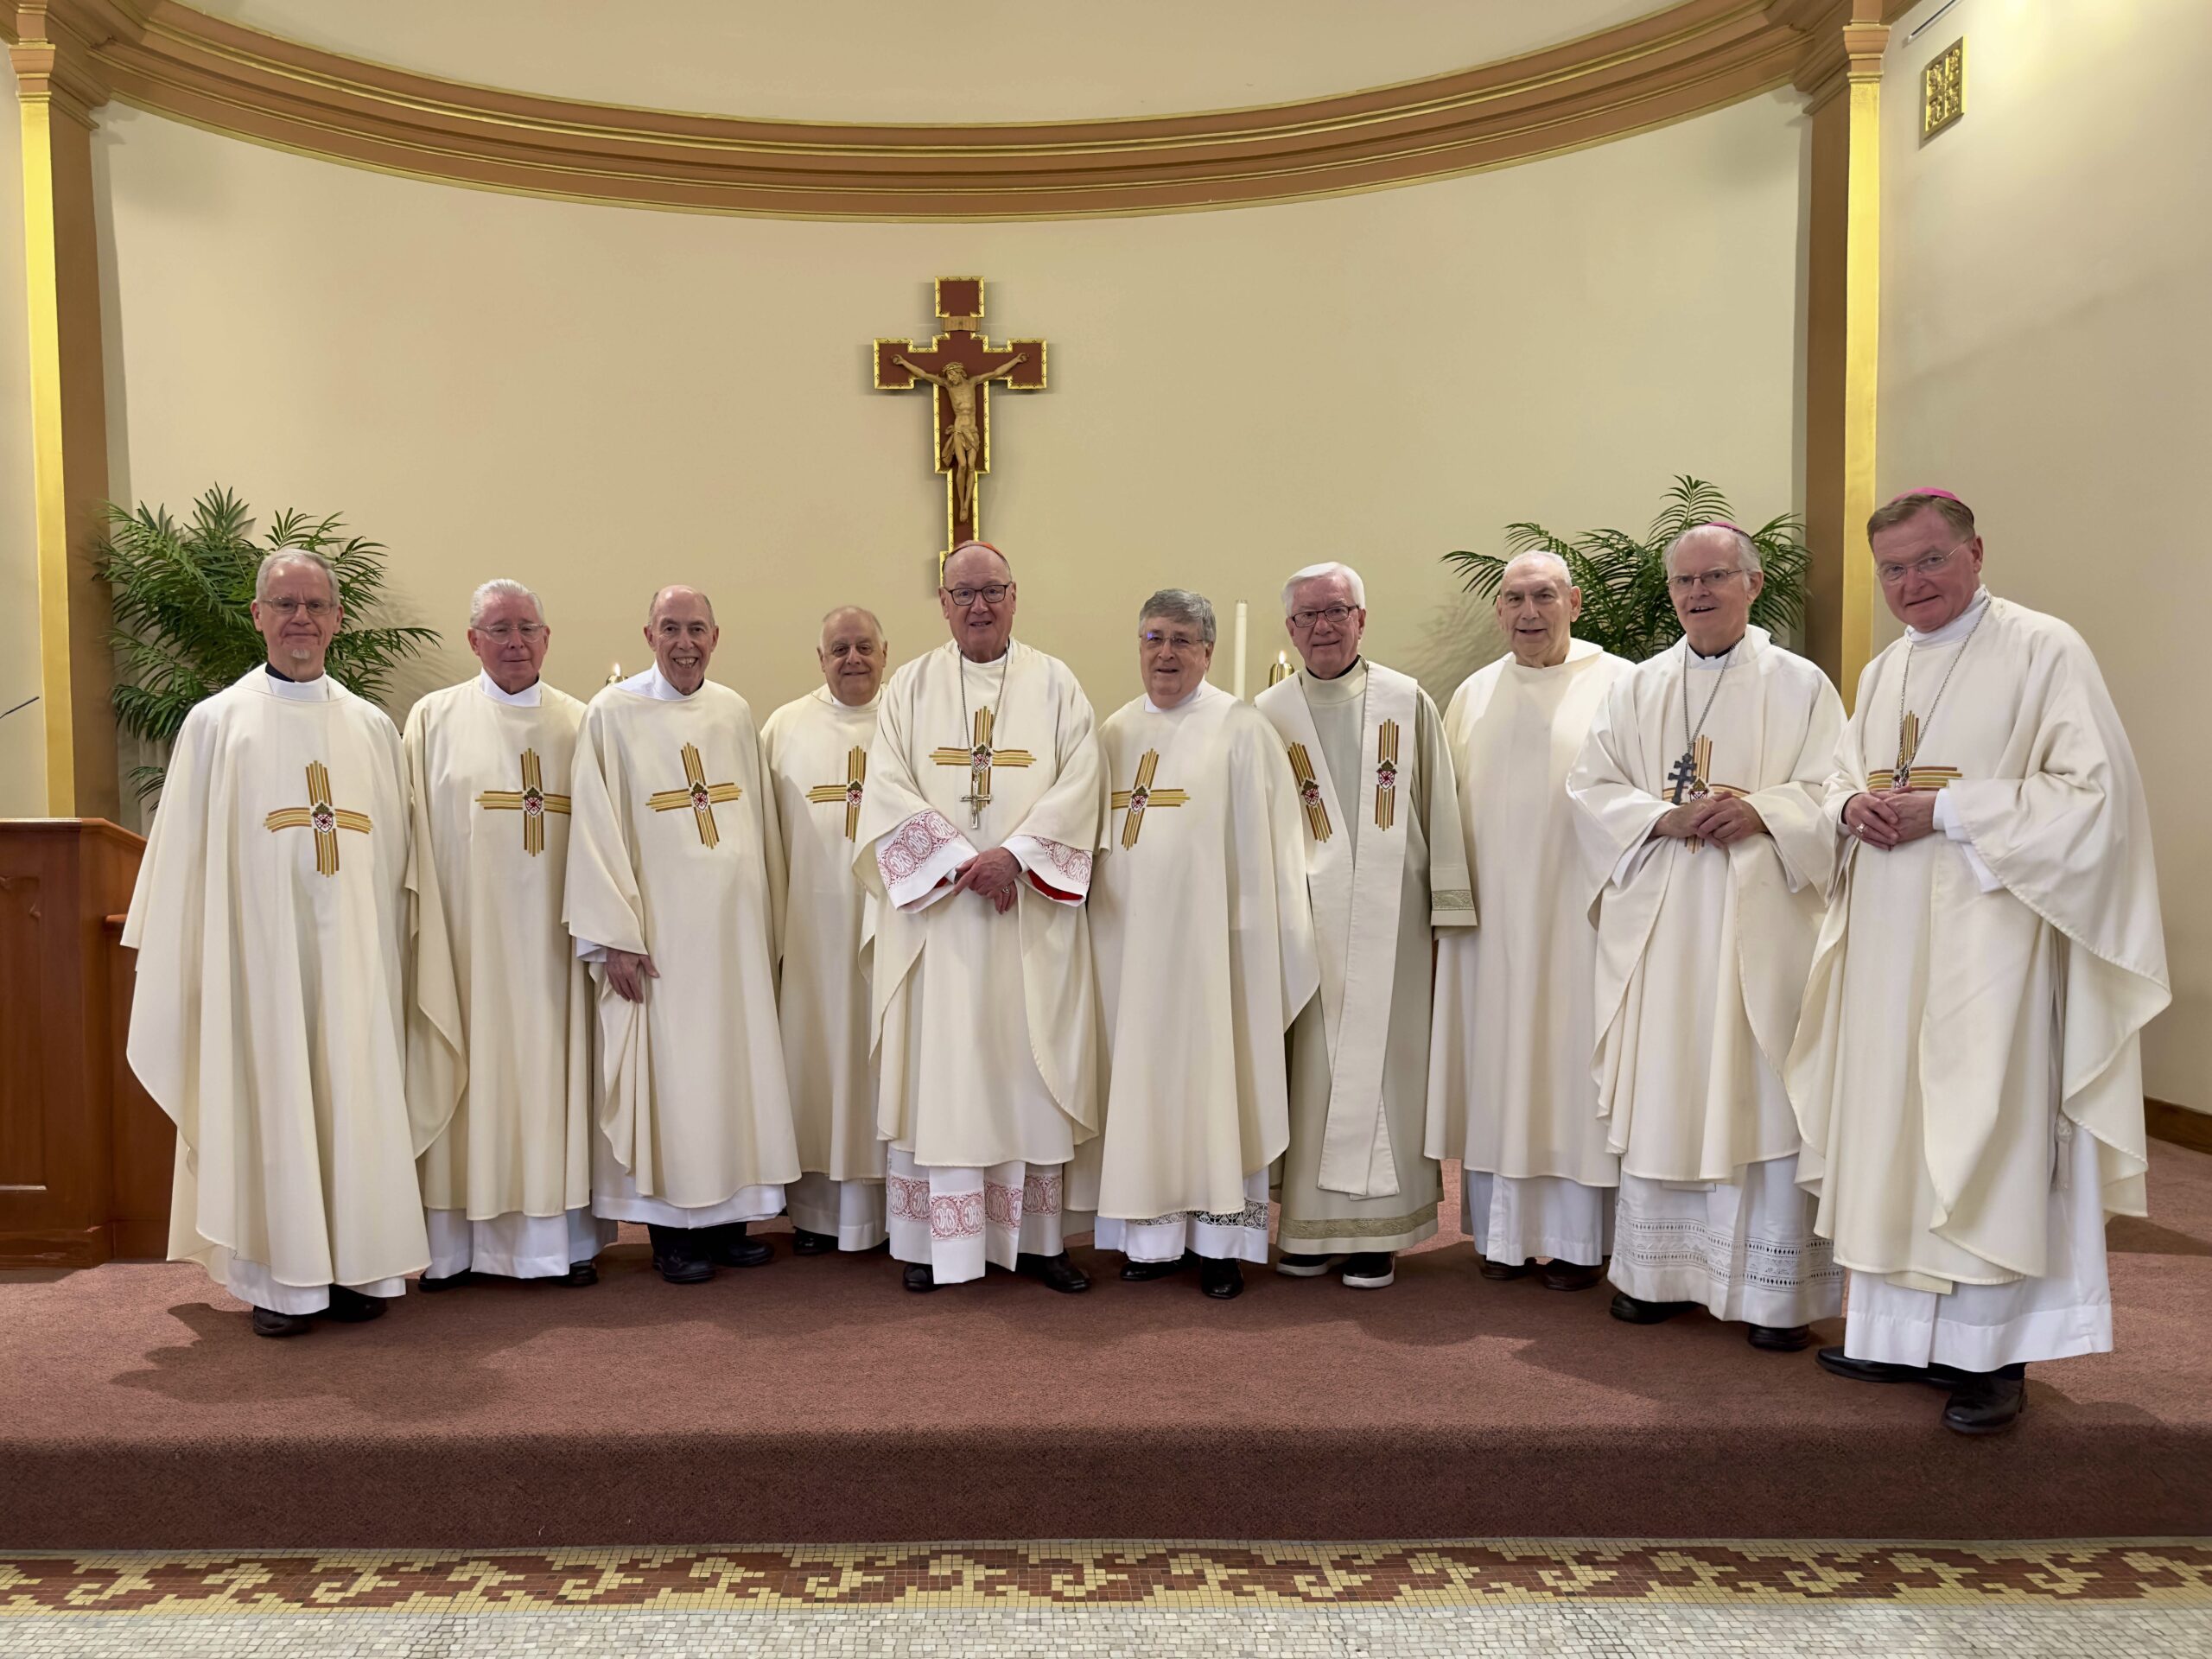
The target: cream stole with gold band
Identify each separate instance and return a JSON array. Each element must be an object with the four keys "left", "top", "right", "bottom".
[{"left": 1257, "top": 661, "right": 1419, "bottom": 1198}]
